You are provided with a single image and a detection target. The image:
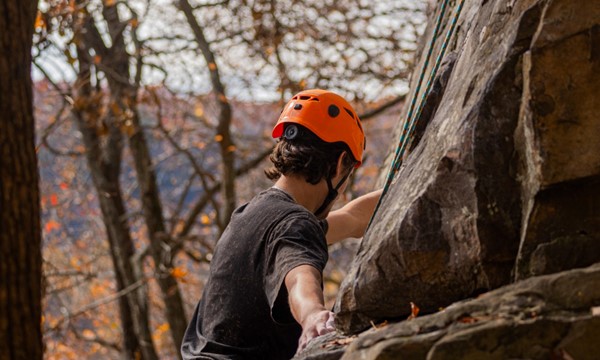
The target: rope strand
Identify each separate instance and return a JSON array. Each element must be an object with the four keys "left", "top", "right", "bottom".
[{"left": 367, "top": 0, "right": 466, "bottom": 230}]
